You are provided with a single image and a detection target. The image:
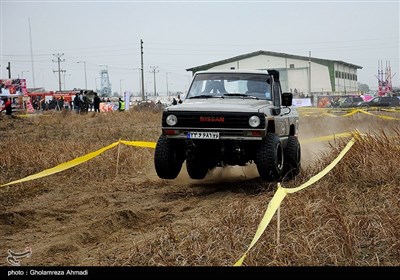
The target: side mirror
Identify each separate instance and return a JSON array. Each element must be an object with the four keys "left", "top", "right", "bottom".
[{"left": 282, "top": 92, "right": 293, "bottom": 107}]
